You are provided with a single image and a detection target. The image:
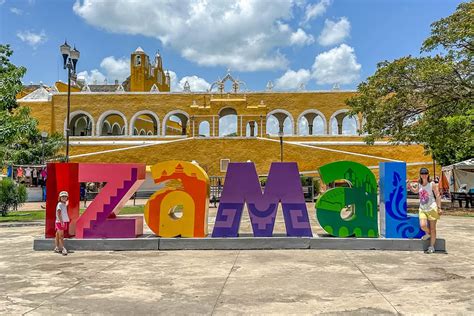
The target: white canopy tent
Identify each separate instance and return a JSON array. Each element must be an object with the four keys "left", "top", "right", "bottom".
[{"left": 441, "top": 158, "right": 474, "bottom": 192}]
